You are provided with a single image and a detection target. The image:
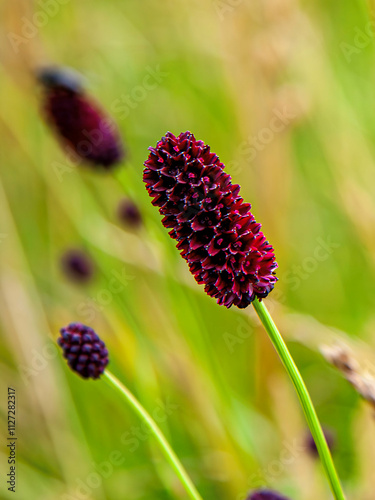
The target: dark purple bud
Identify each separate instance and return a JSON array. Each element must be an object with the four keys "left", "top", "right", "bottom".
[
  {"left": 61, "top": 249, "right": 94, "bottom": 283},
  {"left": 58, "top": 323, "right": 109, "bottom": 379},
  {"left": 143, "top": 132, "right": 278, "bottom": 308},
  {"left": 247, "top": 490, "right": 291, "bottom": 500},
  {"left": 37, "top": 66, "right": 124, "bottom": 169},
  {"left": 117, "top": 198, "right": 142, "bottom": 228},
  {"left": 306, "top": 428, "right": 335, "bottom": 458}
]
